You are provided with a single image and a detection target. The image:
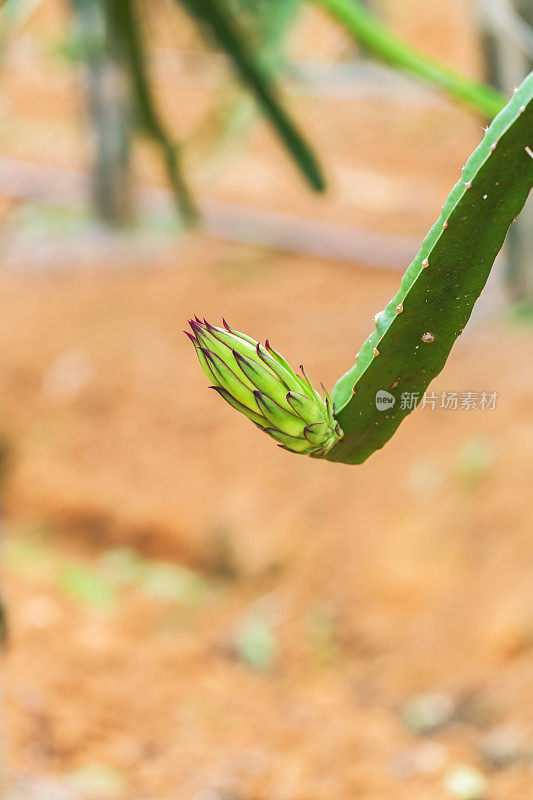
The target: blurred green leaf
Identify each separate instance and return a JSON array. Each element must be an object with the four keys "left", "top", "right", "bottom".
[
  {"left": 178, "top": 0, "right": 326, "bottom": 191},
  {"left": 316, "top": 0, "right": 506, "bottom": 118},
  {"left": 194, "top": 0, "right": 301, "bottom": 172},
  {"left": 57, "top": 563, "right": 117, "bottom": 609}
]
